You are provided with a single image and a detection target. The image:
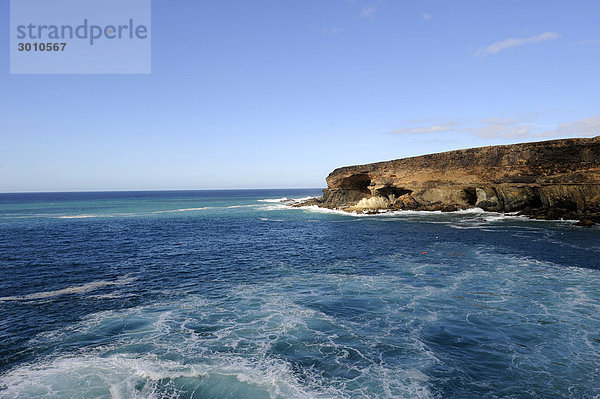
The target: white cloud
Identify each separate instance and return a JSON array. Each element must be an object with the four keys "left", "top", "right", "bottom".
[
  {"left": 422, "top": 13, "right": 431, "bottom": 20},
  {"left": 391, "top": 121, "right": 460, "bottom": 135},
  {"left": 390, "top": 115, "right": 600, "bottom": 140},
  {"left": 360, "top": 6, "right": 376, "bottom": 20},
  {"left": 469, "top": 118, "right": 536, "bottom": 138},
  {"left": 318, "top": 27, "right": 341, "bottom": 34},
  {"left": 477, "top": 32, "right": 561, "bottom": 56},
  {"left": 542, "top": 116, "right": 600, "bottom": 137},
  {"left": 574, "top": 38, "right": 600, "bottom": 46}
]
